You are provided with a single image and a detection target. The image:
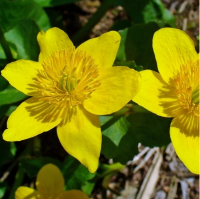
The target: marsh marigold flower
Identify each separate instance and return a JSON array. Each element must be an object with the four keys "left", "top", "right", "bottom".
[
  {"left": 1, "top": 28, "right": 141, "bottom": 173},
  {"left": 15, "top": 164, "right": 89, "bottom": 199},
  {"left": 132, "top": 28, "right": 199, "bottom": 174}
]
